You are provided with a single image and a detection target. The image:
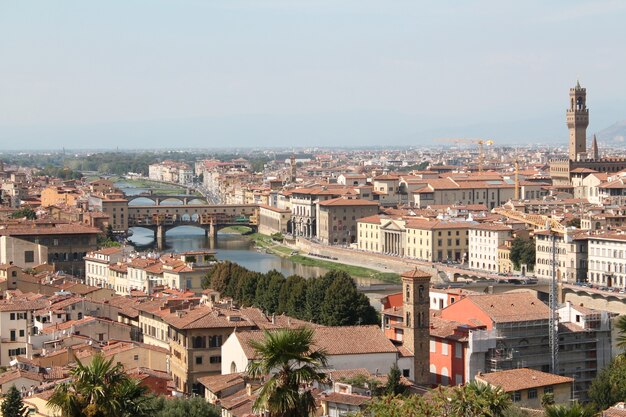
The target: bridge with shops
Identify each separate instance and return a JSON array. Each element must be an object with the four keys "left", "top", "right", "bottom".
[
  {"left": 126, "top": 193, "right": 209, "bottom": 205},
  {"left": 127, "top": 203, "right": 258, "bottom": 248}
]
